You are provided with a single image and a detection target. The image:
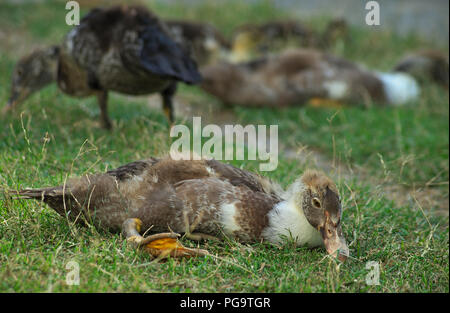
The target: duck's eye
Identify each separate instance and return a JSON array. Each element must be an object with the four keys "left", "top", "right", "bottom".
[{"left": 312, "top": 197, "right": 321, "bottom": 208}]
